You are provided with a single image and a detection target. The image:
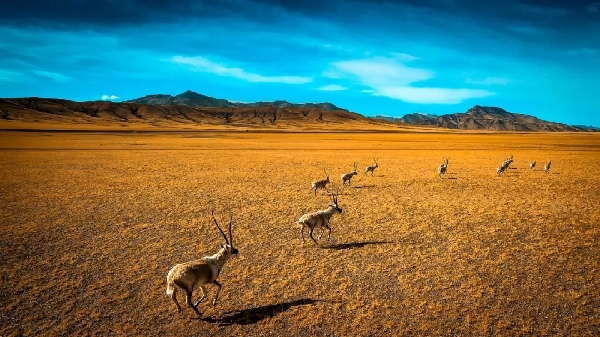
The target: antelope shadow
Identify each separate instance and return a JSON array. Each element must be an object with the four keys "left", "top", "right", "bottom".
[
  {"left": 352, "top": 184, "right": 376, "bottom": 189},
  {"left": 201, "top": 298, "right": 319, "bottom": 325},
  {"left": 324, "top": 240, "right": 394, "bottom": 250}
]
